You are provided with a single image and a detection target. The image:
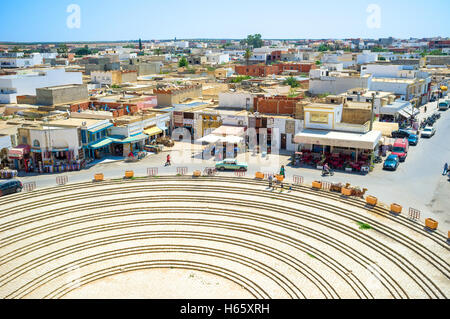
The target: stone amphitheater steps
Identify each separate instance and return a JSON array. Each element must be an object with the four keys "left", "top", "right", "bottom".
[{"left": 0, "top": 176, "right": 448, "bottom": 299}]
